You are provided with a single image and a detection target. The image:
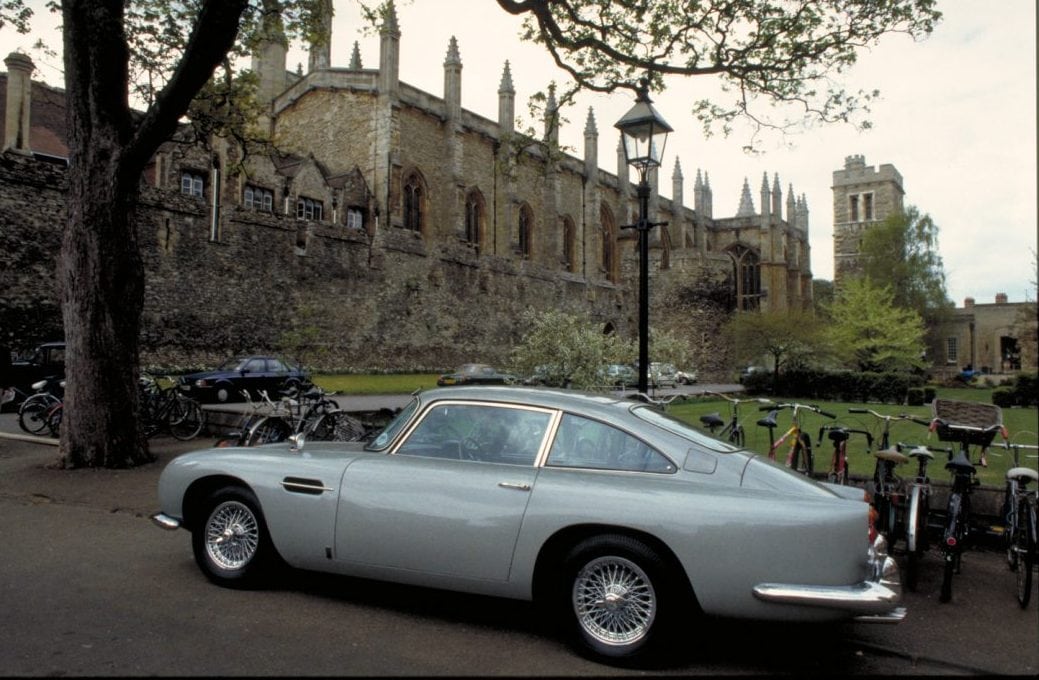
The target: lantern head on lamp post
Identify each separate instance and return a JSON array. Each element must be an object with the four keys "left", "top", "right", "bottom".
[{"left": 615, "top": 77, "right": 673, "bottom": 396}]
